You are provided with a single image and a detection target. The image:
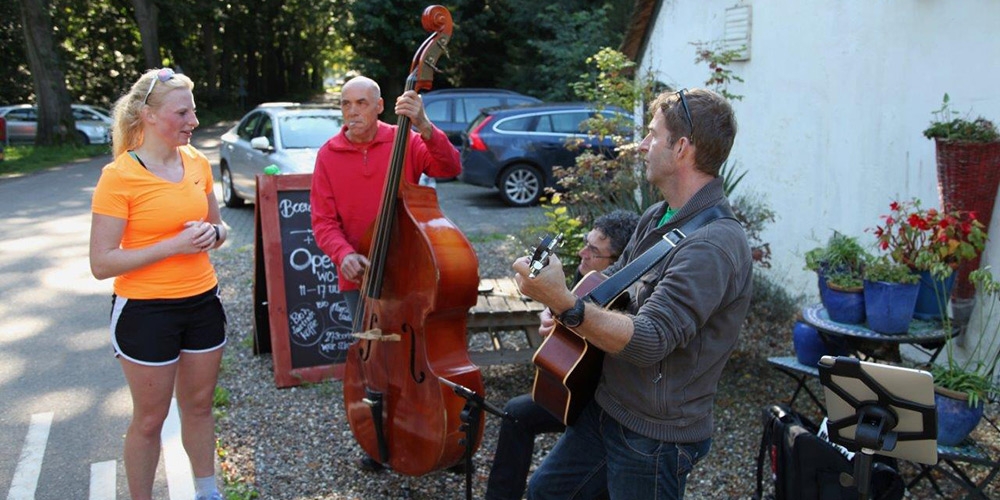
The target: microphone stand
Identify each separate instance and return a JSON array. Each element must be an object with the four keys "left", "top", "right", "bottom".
[{"left": 439, "top": 377, "right": 517, "bottom": 500}]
